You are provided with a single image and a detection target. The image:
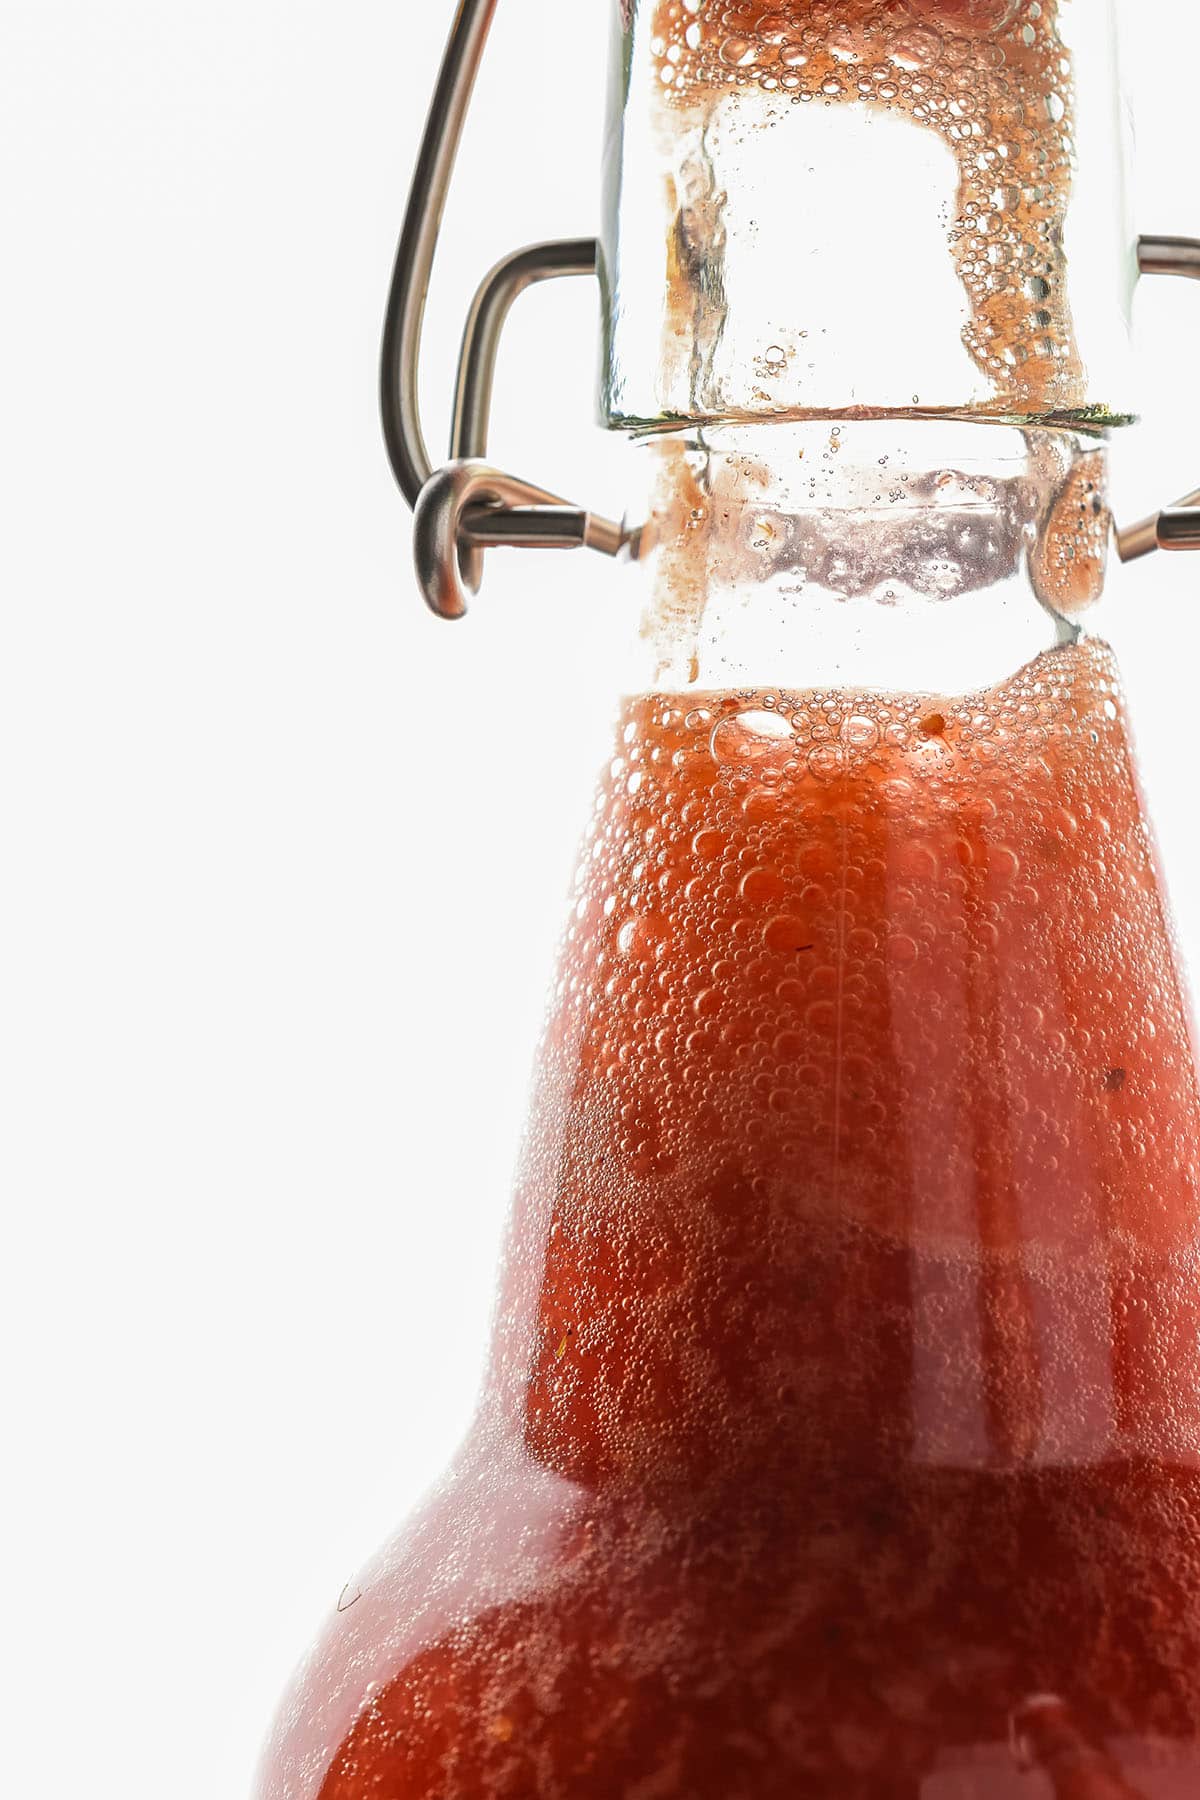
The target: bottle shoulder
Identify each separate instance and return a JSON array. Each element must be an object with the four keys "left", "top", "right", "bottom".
[{"left": 257, "top": 1447, "right": 1200, "bottom": 1800}]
